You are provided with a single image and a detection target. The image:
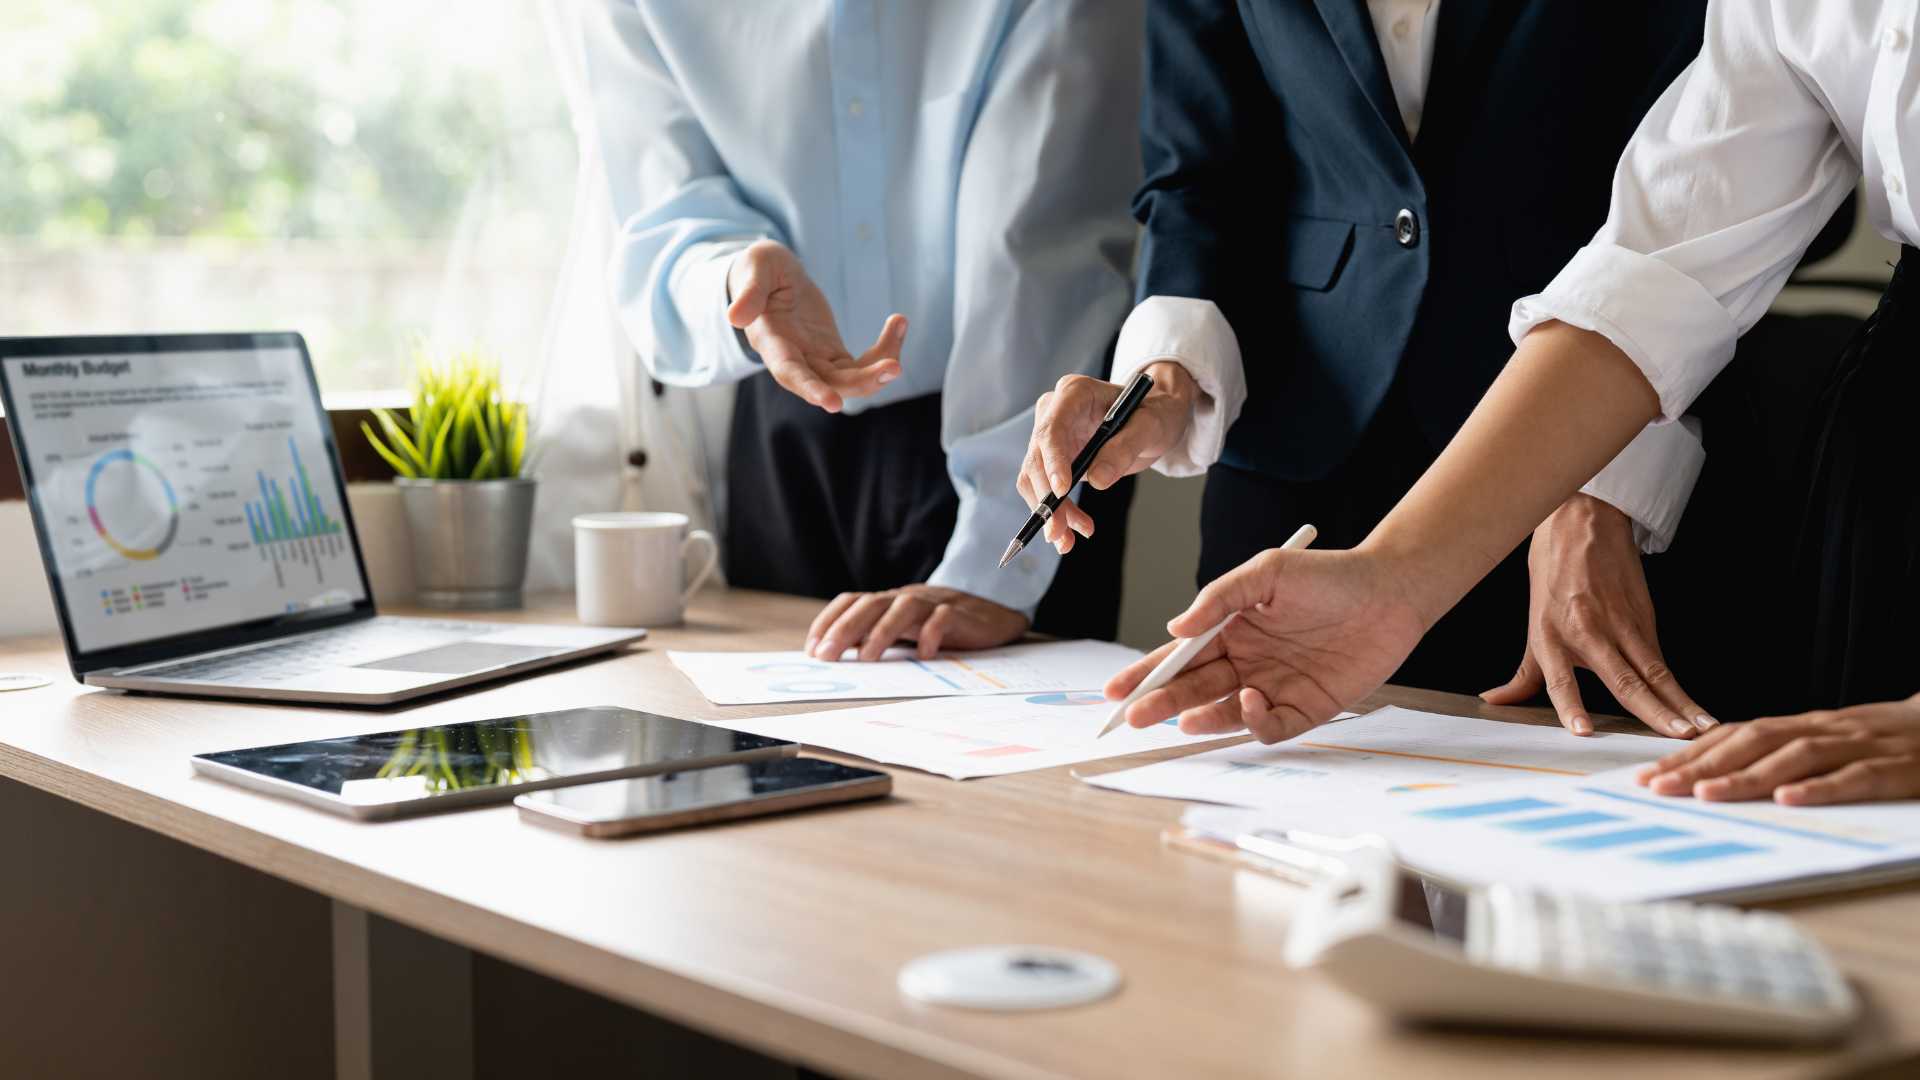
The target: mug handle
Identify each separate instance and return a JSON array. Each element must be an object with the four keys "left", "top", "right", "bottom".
[{"left": 682, "top": 529, "right": 719, "bottom": 602}]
